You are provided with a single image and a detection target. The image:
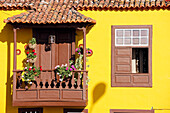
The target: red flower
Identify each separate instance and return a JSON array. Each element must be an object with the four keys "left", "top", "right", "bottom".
[
  {"left": 33, "top": 69, "right": 35, "bottom": 71},
  {"left": 40, "top": 68, "right": 42, "bottom": 71},
  {"left": 29, "top": 68, "right": 31, "bottom": 71},
  {"left": 32, "top": 50, "right": 35, "bottom": 52},
  {"left": 26, "top": 52, "right": 29, "bottom": 54},
  {"left": 40, "top": 66, "right": 42, "bottom": 68},
  {"left": 34, "top": 53, "right": 37, "bottom": 55}
]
